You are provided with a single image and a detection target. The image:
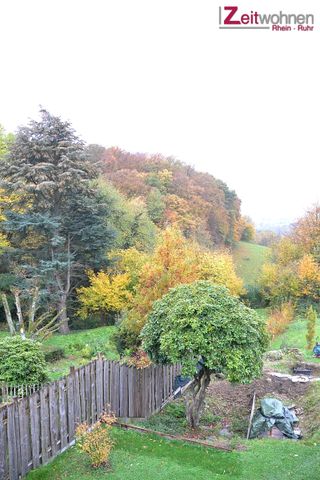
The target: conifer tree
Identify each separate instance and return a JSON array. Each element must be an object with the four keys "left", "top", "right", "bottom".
[
  {"left": 306, "top": 305, "right": 317, "bottom": 350},
  {"left": 0, "top": 110, "right": 115, "bottom": 333}
]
